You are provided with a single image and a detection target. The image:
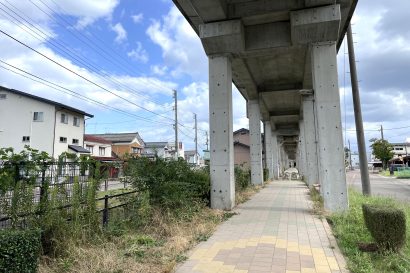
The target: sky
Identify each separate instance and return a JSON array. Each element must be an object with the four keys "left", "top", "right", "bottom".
[{"left": 0, "top": 0, "right": 408, "bottom": 154}]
